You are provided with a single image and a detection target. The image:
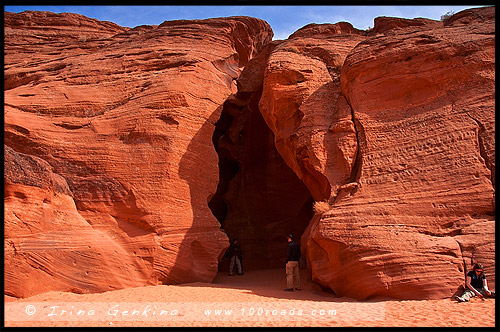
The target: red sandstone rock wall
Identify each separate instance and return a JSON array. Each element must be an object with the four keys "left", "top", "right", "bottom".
[
  {"left": 298, "top": 7, "right": 494, "bottom": 299},
  {"left": 4, "top": 7, "right": 495, "bottom": 300},
  {"left": 4, "top": 11, "right": 272, "bottom": 297},
  {"left": 259, "top": 22, "right": 366, "bottom": 202}
]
